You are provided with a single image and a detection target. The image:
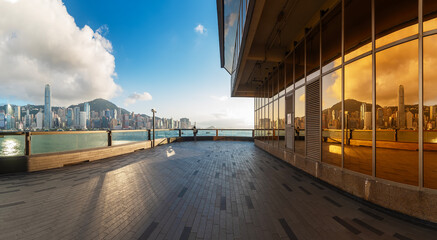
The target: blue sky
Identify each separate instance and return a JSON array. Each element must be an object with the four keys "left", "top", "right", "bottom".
[{"left": 0, "top": 0, "right": 253, "bottom": 128}]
